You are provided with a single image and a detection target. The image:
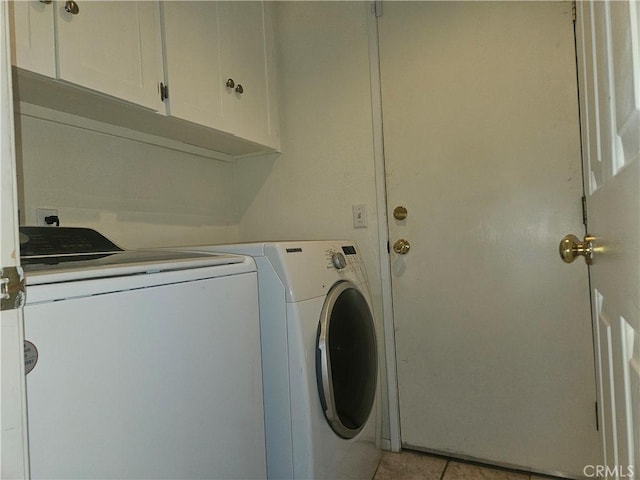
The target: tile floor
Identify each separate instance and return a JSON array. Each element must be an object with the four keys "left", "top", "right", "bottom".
[{"left": 373, "top": 450, "right": 560, "bottom": 480}]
